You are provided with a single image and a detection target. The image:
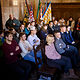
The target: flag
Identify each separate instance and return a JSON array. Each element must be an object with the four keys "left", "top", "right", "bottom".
[
  {"left": 23, "top": 0, "right": 29, "bottom": 25},
  {"left": 34, "top": 0, "right": 37, "bottom": 20},
  {"left": 42, "top": 0, "right": 47, "bottom": 16},
  {"left": 42, "top": 2, "right": 52, "bottom": 24},
  {"left": 25, "top": 0, "right": 30, "bottom": 15},
  {"left": 40, "top": 3, "right": 43, "bottom": 20},
  {"left": 37, "top": 0, "right": 41, "bottom": 19},
  {"left": 29, "top": 4, "right": 35, "bottom": 22}
]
